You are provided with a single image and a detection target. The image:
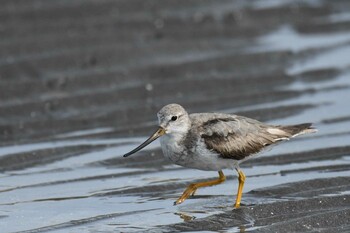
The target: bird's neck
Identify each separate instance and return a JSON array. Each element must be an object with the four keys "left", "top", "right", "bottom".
[
  {"left": 166, "top": 130, "right": 187, "bottom": 143},
  {"left": 161, "top": 120, "right": 191, "bottom": 148},
  {"left": 160, "top": 132, "right": 186, "bottom": 158}
]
